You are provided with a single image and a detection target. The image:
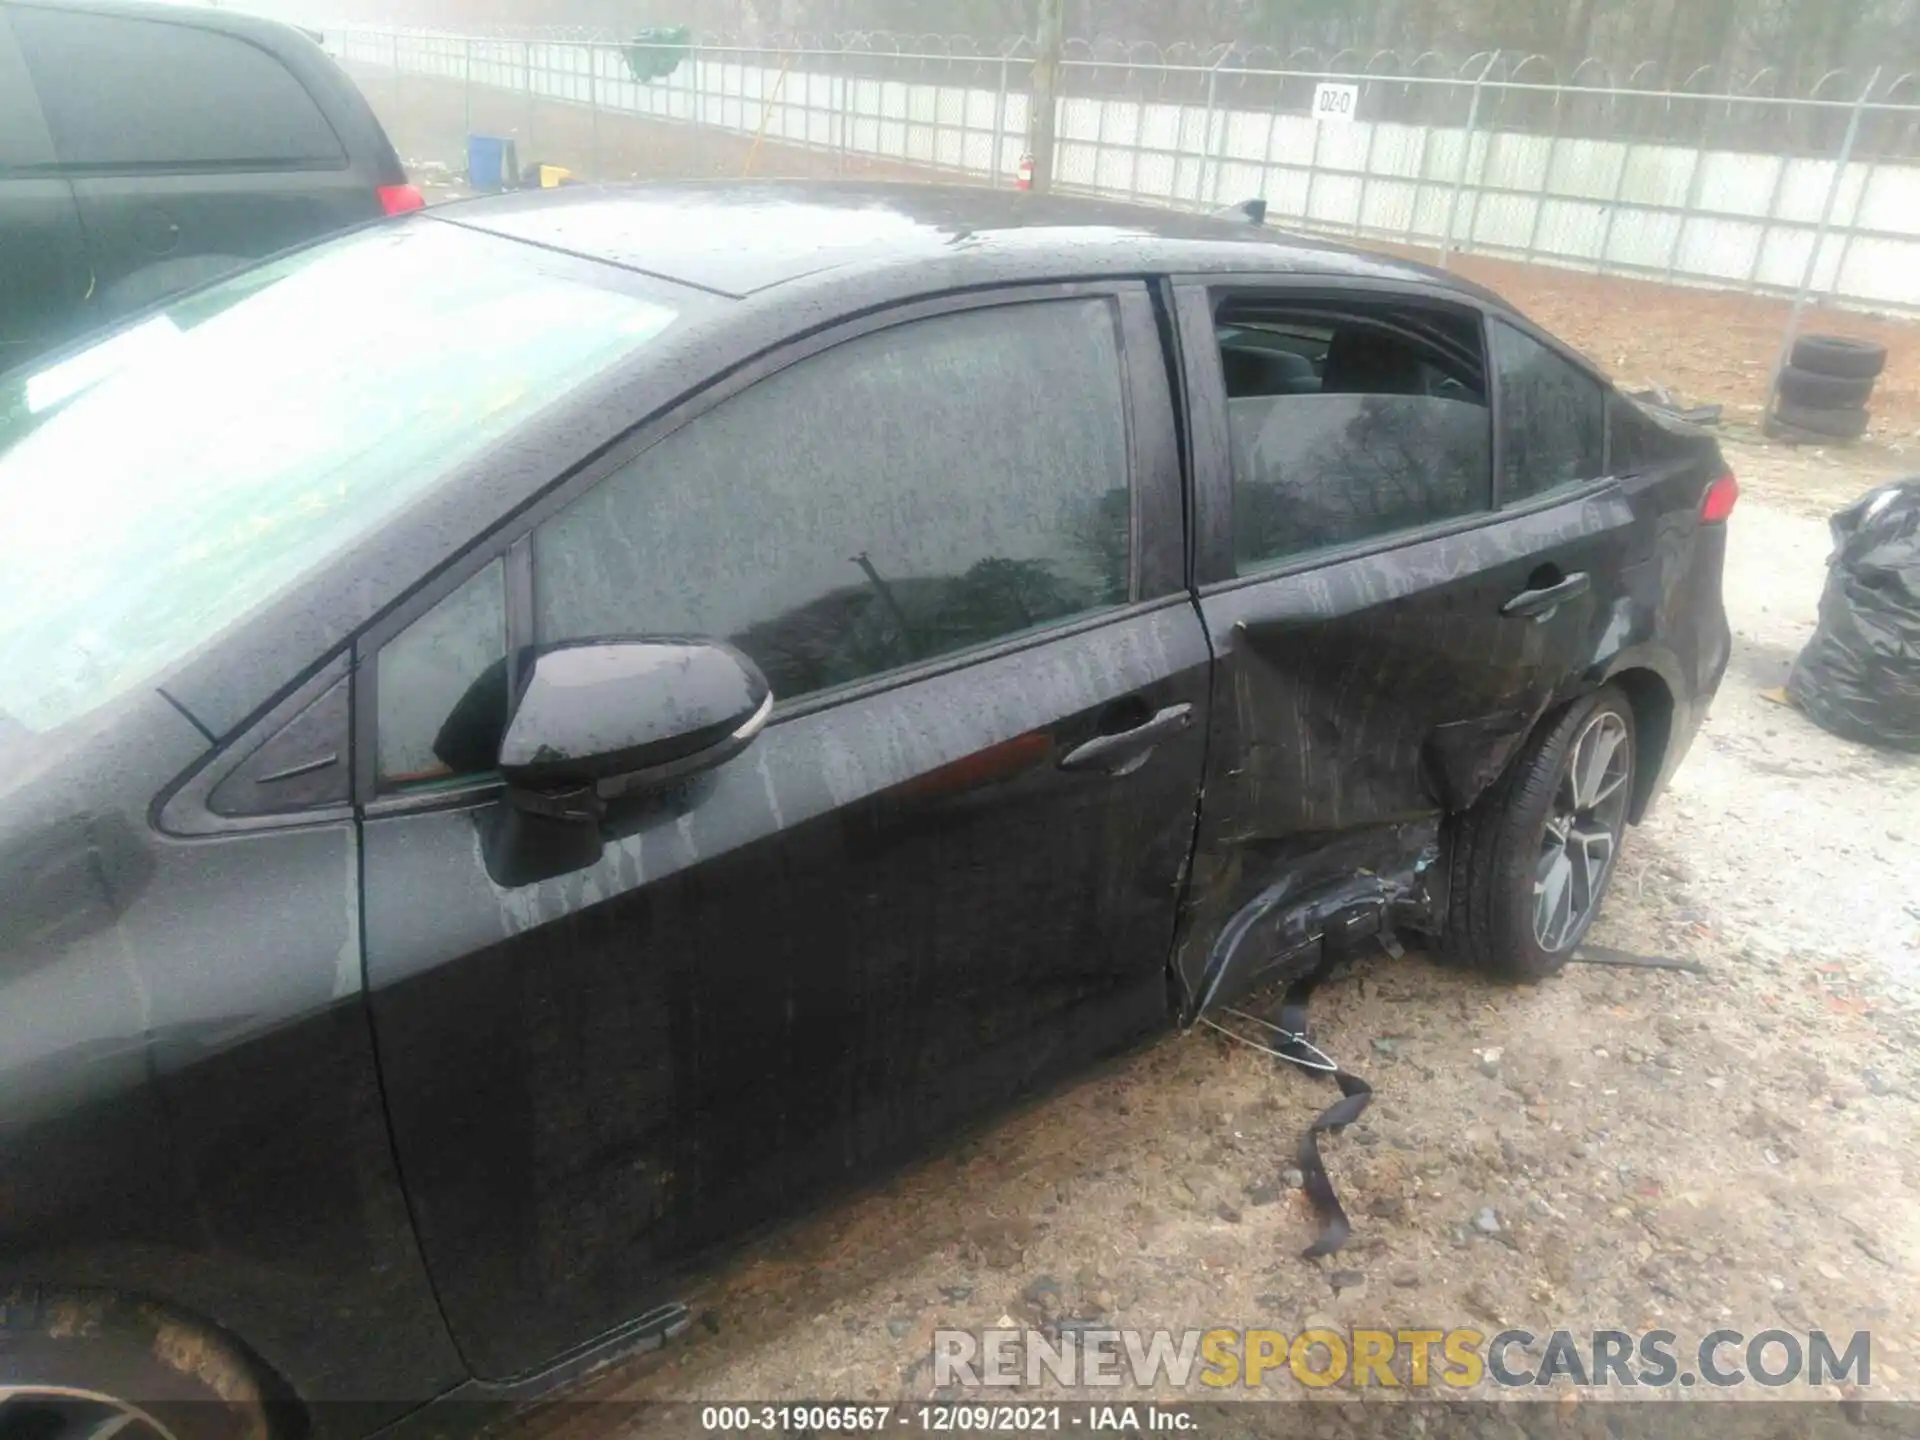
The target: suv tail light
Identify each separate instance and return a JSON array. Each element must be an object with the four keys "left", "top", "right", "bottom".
[
  {"left": 377, "top": 183, "right": 426, "bottom": 216},
  {"left": 1700, "top": 472, "right": 1739, "bottom": 524}
]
